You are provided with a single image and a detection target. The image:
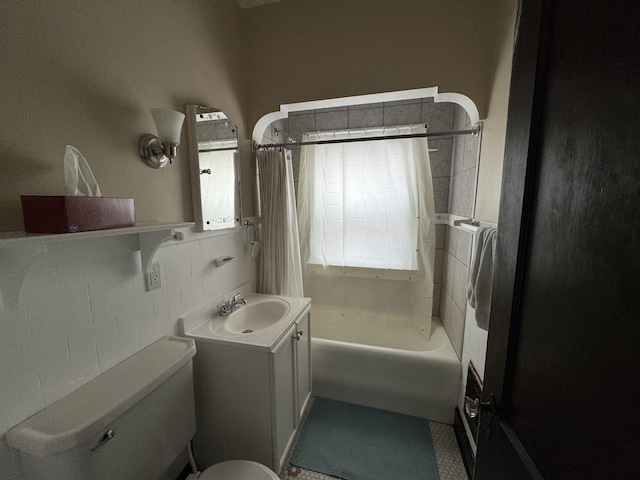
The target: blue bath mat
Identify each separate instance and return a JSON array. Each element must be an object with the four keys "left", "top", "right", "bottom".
[{"left": 290, "top": 398, "right": 440, "bottom": 480}]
